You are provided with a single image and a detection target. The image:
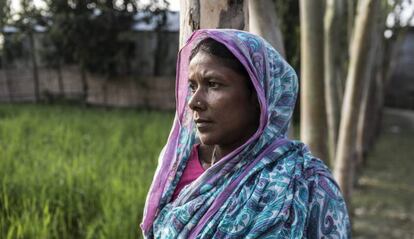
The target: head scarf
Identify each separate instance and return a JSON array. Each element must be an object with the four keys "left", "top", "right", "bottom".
[{"left": 141, "top": 29, "right": 350, "bottom": 239}]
